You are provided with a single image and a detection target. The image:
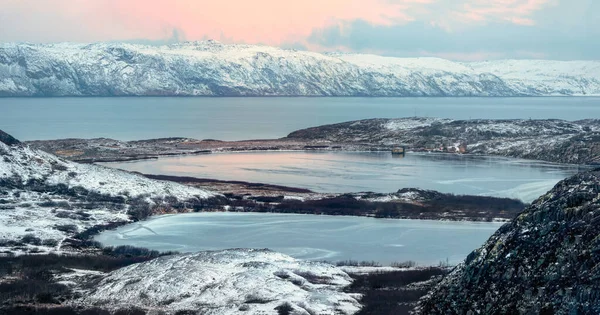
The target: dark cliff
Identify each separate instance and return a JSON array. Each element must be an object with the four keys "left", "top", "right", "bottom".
[{"left": 416, "top": 169, "right": 600, "bottom": 314}]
